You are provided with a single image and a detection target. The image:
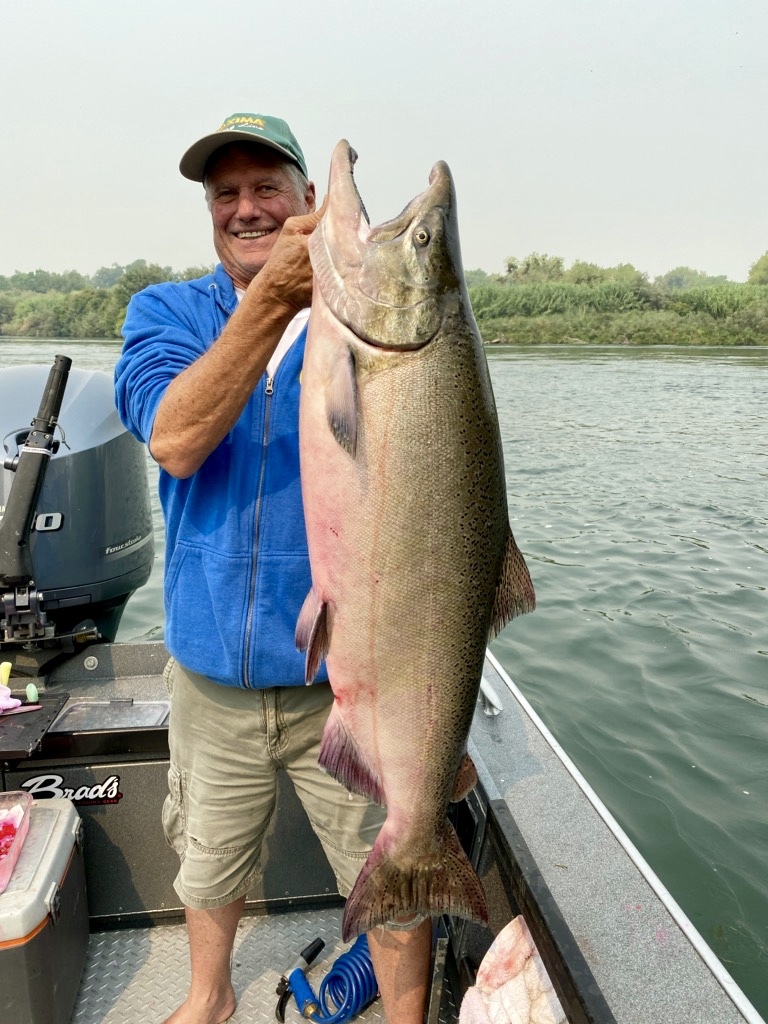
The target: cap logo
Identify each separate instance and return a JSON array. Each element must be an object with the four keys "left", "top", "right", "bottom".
[
  {"left": 181, "top": 112, "right": 307, "bottom": 181},
  {"left": 217, "top": 115, "right": 267, "bottom": 133}
]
